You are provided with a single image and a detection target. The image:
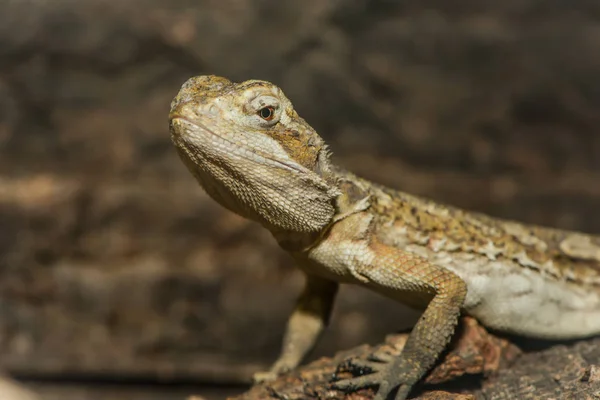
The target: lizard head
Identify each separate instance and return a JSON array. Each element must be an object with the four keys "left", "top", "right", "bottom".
[{"left": 169, "top": 75, "right": 340, "bottom": 234}]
